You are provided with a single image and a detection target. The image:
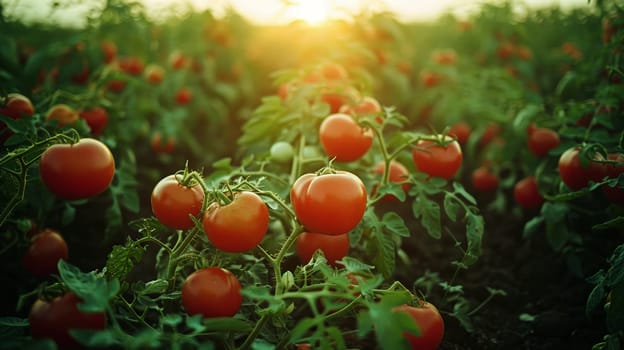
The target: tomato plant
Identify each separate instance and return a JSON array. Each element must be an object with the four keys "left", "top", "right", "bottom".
[
  {"left": 23, "top": 229, "right": 69, "bottom": 277},
  {"left": 202, "top": 191, "right": 269, "bottom": 253},
  {"left": 181, "top": 267, "right": 242, "bottom": 318},
  {"left": 39, "top": 138, "right": 115, "bottom": 200},
  {"left": 290, "top": 171, "right": 367, "bottom": 235}
]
